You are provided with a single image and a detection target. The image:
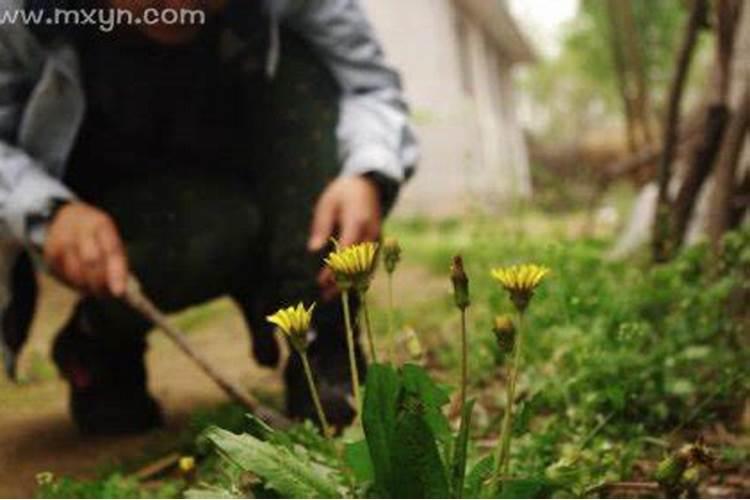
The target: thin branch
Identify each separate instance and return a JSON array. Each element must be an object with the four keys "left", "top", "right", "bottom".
[
  {"left": 653, "top": 0, "right": 708, "bottom": 262},
  {"left": 124, "top": 277, "right": 291, "bottom": 429}
]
